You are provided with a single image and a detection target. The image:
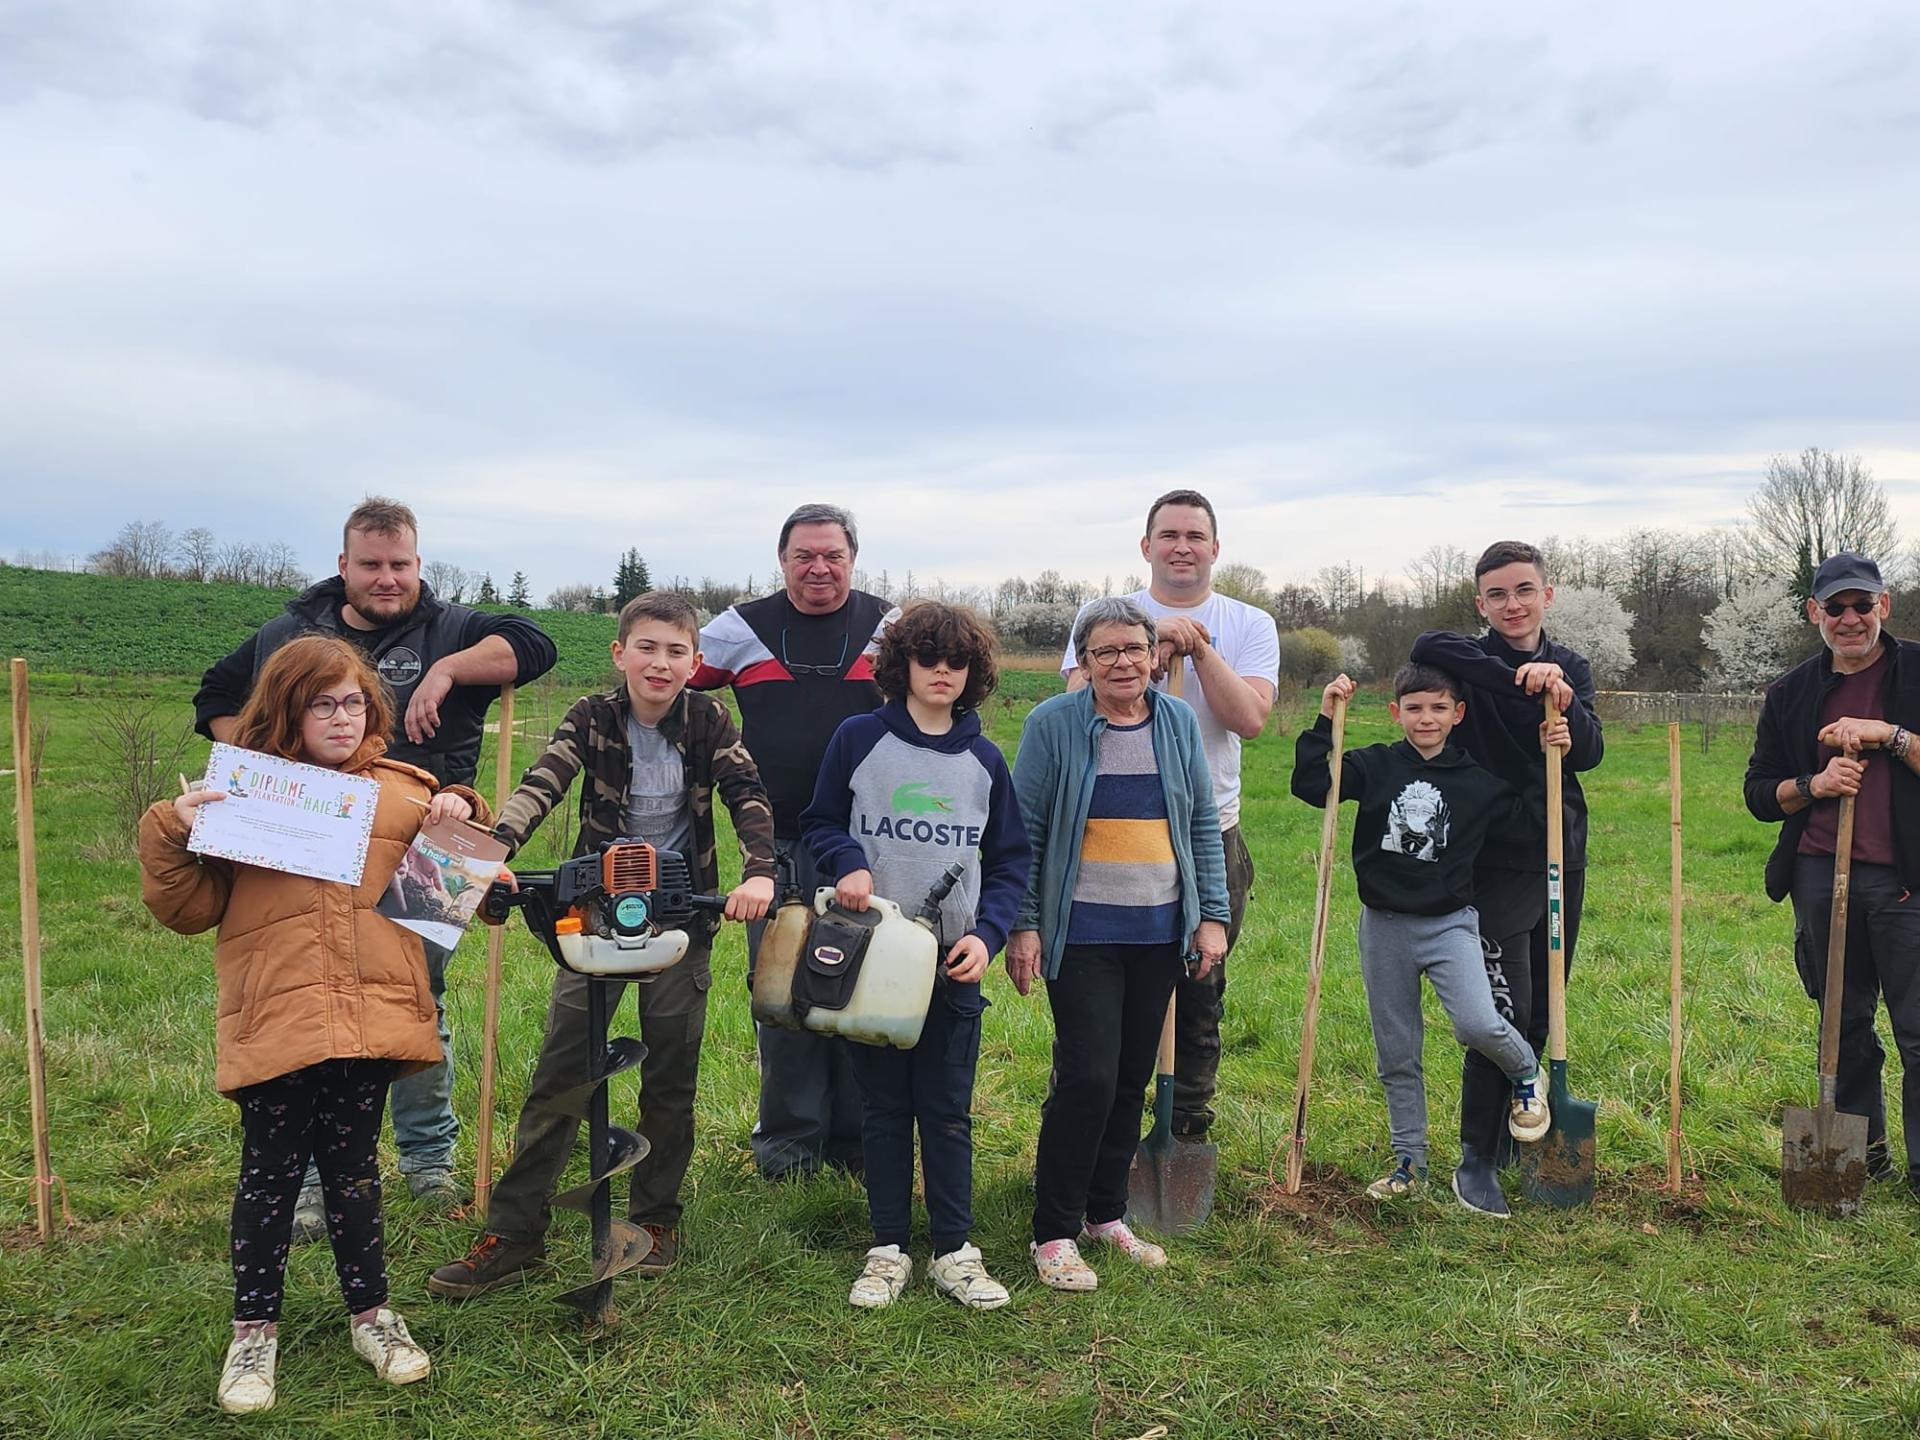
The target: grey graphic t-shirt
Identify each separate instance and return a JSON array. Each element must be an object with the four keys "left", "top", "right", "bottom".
[{"left": 625, "top": 714, "right": 694, "bottom": 860}]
